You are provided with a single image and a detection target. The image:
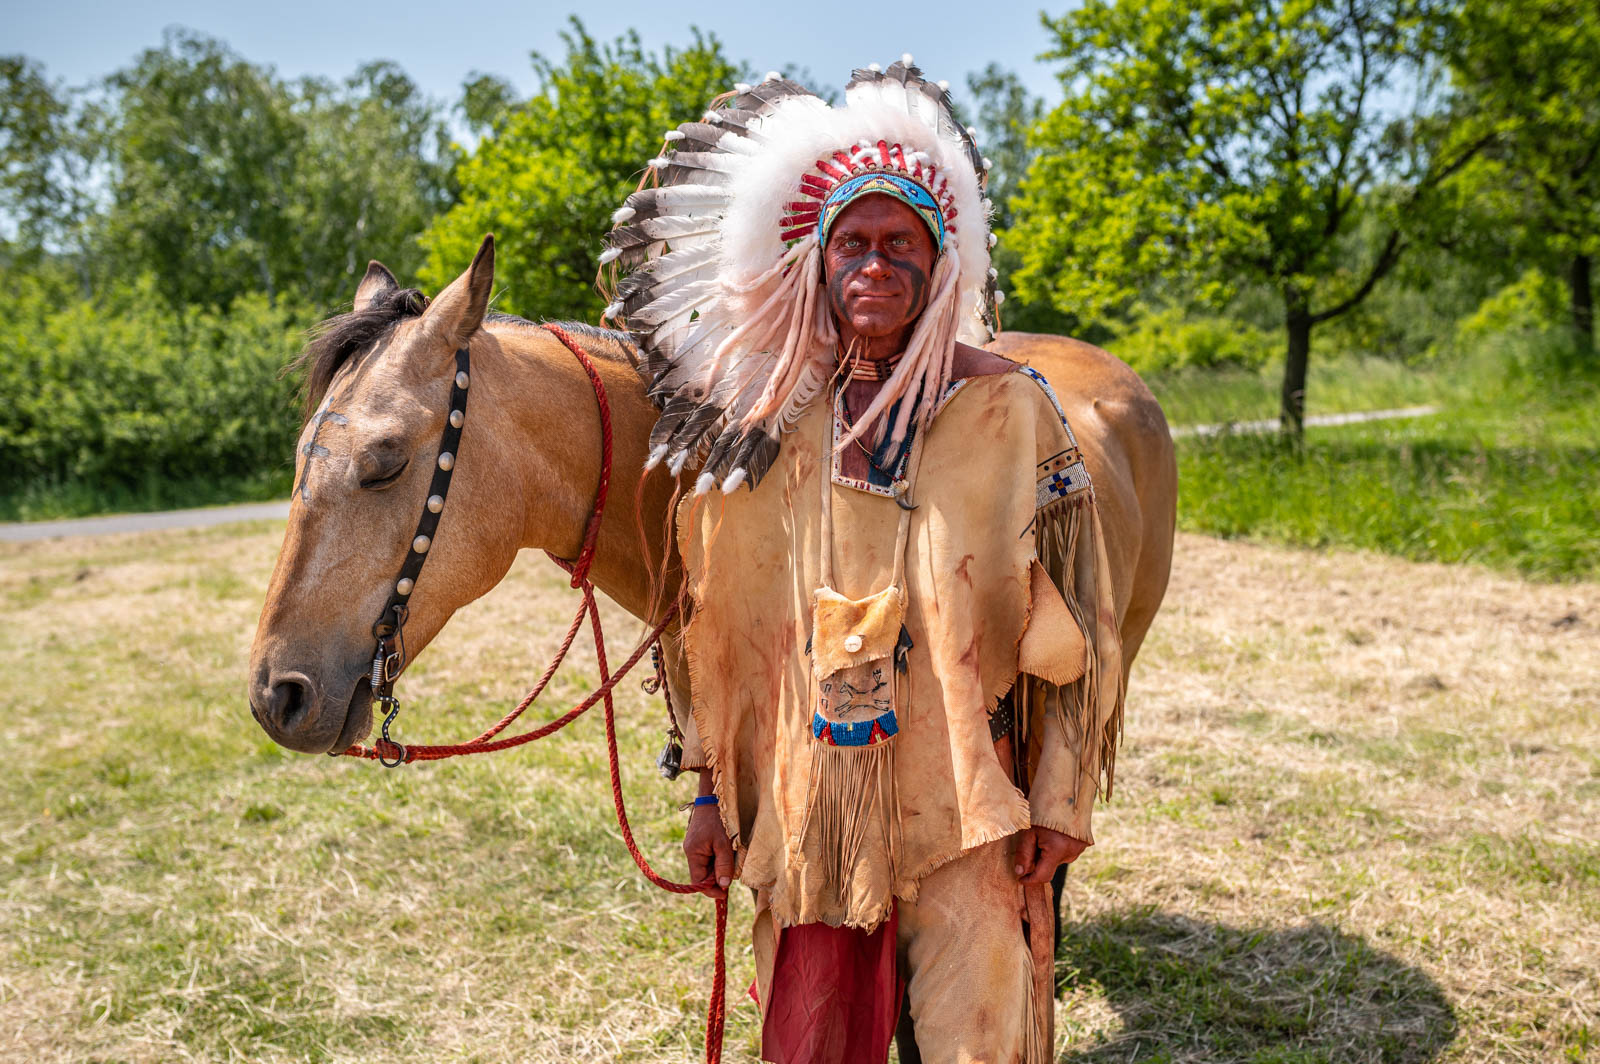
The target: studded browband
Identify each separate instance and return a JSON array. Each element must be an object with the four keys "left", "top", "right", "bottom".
[{"left": 365, "top": 345, "right": 470, "bottom": 765}]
